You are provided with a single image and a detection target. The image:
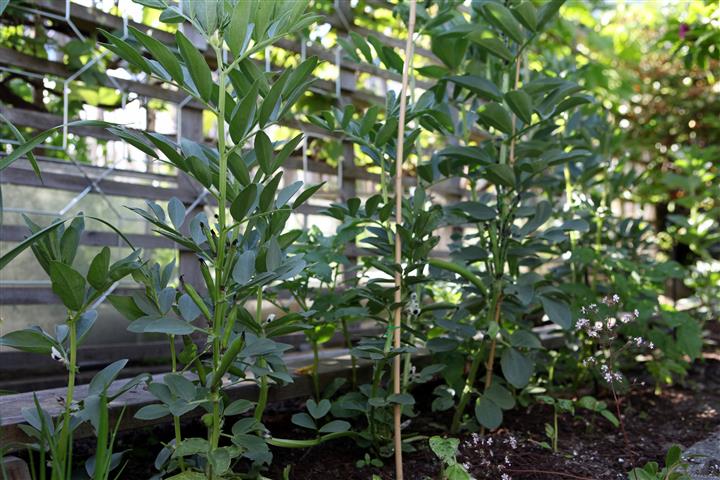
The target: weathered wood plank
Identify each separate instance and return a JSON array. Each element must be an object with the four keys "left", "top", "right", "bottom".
[{"left": 0, "top": 347, "right": 402, "bottom": 445}]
